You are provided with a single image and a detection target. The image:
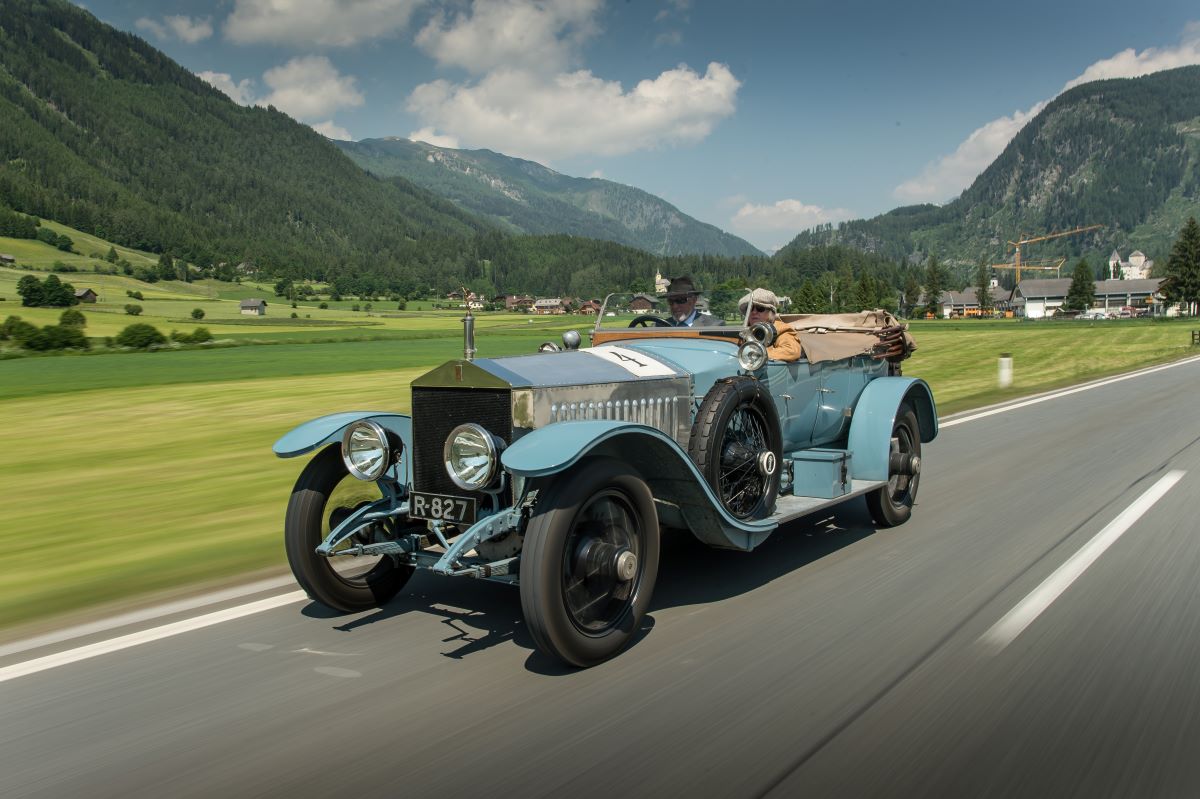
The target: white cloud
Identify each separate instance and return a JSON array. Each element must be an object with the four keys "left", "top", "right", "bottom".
[
  {"left": 134, "top": 18, "right": 168, "bottom": 39},
  {"left": 730, "top": 199, "right": 853, "bottom": 234},
  {"left": 894, "top": 21, "right": 1200, "bottom": 203},
  {"left": 415, "top": 0, "right": 602, "bottom": 75},
  {"left": 893, "top": 102, "right": 1046, "bottom": 203},
  {"left": 409, "top": 127, "right": 460, "bottom": 148},
  {"left": 407, "top": 62, "right": 739, "bottom": 162},
  {"left": 312, "top": 120, "right": 353, "bottom": 140},
  {"left": 588, "top": 169, "right": 605, "bottom": 179},
  {"left": 225, "top": 0, "right": 425, "bottom": 47},
  {"left": 654, "top": 30, "right": 683, "bottom": 48},
  {"left": 259, "top": 56, "right": 364, "bottom": 121},
  {"left": 198, "top": 70, "right": 257, "bottom": 105},
  {"left": 136, "top": 15, "right": 213, "bottom": 43}
]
